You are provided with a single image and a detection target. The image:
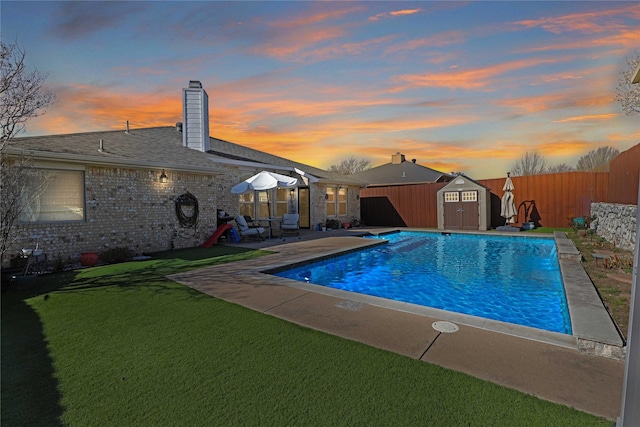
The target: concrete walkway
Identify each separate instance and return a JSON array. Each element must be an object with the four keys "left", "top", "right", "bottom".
[{"left": 169, "top": 230, "right": 625, "bottom": 420}]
